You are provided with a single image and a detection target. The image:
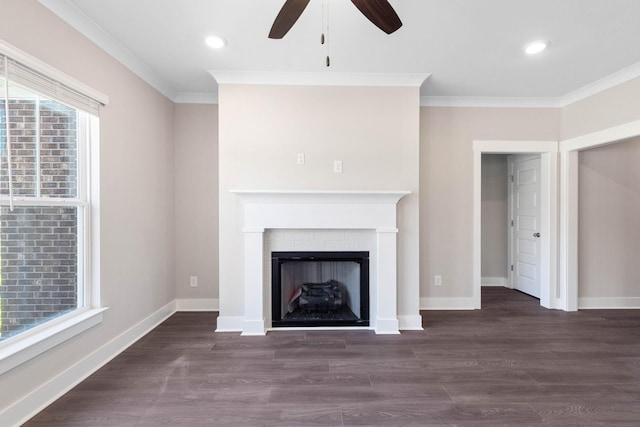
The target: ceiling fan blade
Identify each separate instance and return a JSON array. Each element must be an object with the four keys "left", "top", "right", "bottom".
[
  {"left": 350, "top": 0, "right": 403, "bottom": 34},
  {"left": 268, "top": 0, "right": 311, "bottom": 39}
]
